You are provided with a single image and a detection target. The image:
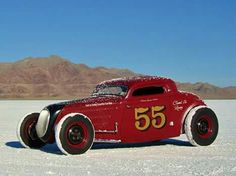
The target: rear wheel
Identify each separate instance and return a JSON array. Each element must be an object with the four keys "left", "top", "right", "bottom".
[
  {"left": 55, "top": 114, "right": 94, "bottom": 155},
  {"left": 17, "top": 113, "right": 46, "bottom": 148},
  {"left": 185, "top": 106, "right": 218, "bottom": 146}
]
